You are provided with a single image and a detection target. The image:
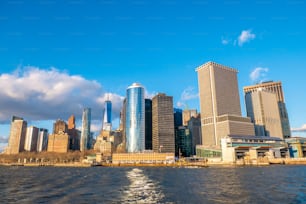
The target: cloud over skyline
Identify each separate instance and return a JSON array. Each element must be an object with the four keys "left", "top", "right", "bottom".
[
  {"left": 176, "top": 86, "right": 198, "bottom": 108},
  {"left": 291, "top": 124, "right": 306, "bottom": 132},
  {"left": 249, "top": 67, "right": 269, "bottom": 83},
  {"left": 0, "top": 66, "right": 124, "bottom": 124},
  {"left": 238, "top": 30, "right": 256, "bottom": 46}
]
